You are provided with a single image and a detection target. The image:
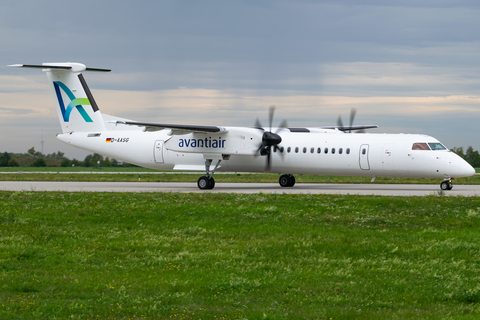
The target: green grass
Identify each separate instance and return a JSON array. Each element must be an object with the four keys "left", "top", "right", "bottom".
[
  {"left": 0, "top": 166, "right": 163, "bottom": 172},
  {"left": 0, "top": 171, "right": 479, "bottom": 185},
  {"left": 1, "top": 192, "right": 480, "bottom": 319}
]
